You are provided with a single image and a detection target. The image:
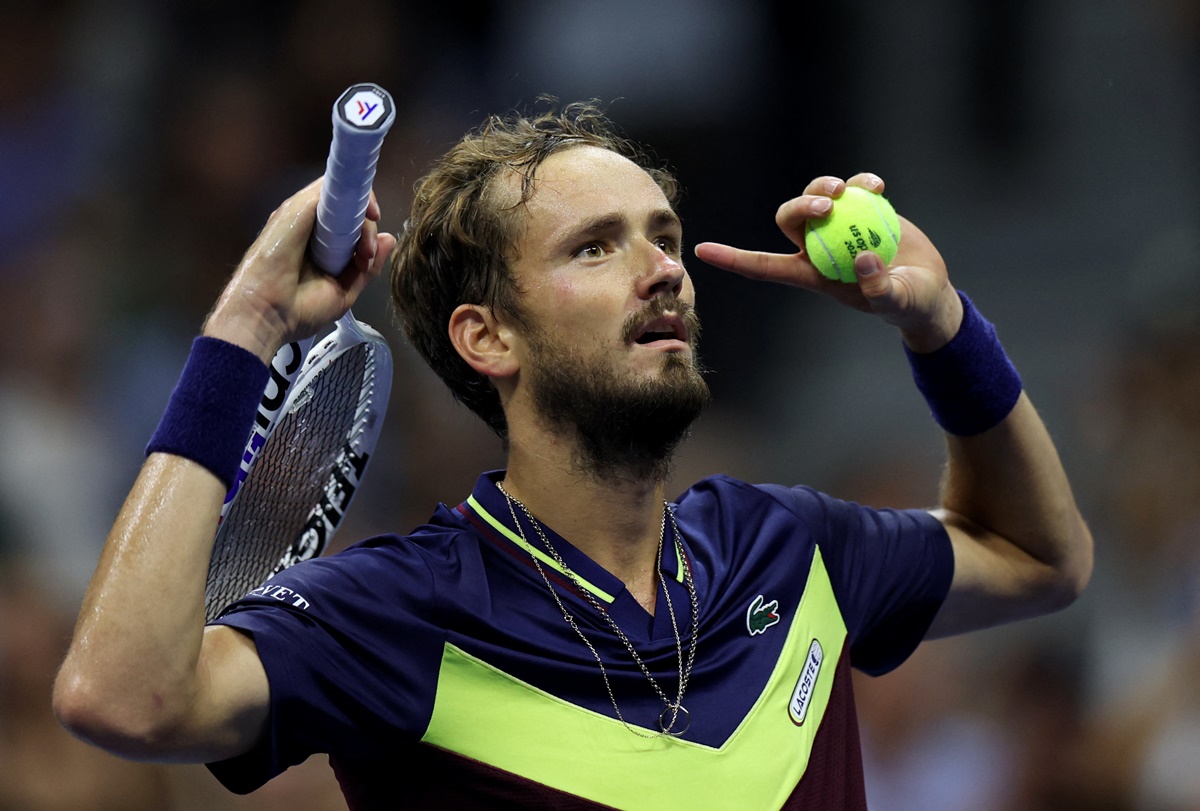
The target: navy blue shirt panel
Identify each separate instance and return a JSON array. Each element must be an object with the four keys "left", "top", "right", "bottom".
[
  {"left": 207, "top": 471, "right": 953, "bottom": 794},
  {"left": 674, "top": 476, "right": 953, "bottom": 676}
]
